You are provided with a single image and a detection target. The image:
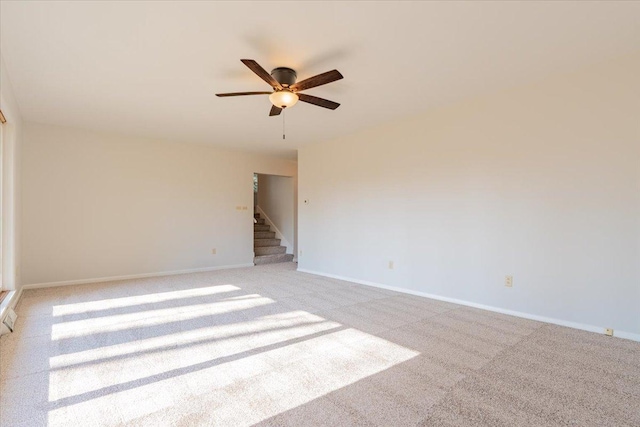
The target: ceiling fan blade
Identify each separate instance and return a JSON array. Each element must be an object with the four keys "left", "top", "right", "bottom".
[
  {"left": 241, "top": 59, "right": 283, "bottom": 90},
  {"left": 298, "top": 93, "right": 340, "bottom": 110},
  {"left": 291, "top": 69, "right": 343, "bottom": 92},
  {"left": 216, "top": 91, "right": 272, "bottom": 97},
  {"left": 269, "top": 105, "right": 282, "bottom": 116}
]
